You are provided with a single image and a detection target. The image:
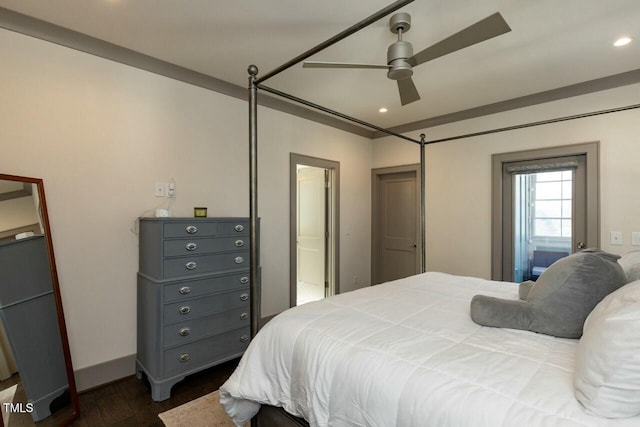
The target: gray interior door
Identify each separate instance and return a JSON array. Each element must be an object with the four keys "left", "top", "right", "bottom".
[
  {"left": 372, "top": 168, "right": 419, "bottom": 284},
  {"left": 501, "top": 155, "right": 588, "bottom": 282},
  {"left": 491, "top": 142, "right": 600, "bottom": 282}
]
